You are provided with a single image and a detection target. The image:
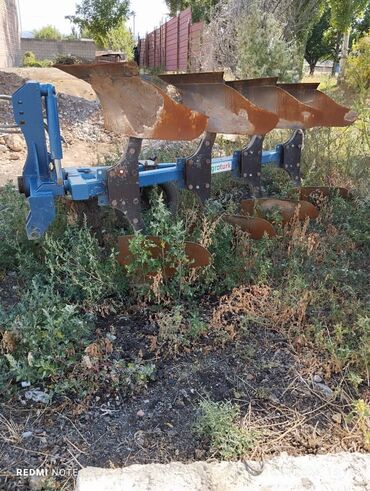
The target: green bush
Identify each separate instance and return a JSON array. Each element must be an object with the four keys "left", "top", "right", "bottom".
[
  {"left": 345, "top": 31, "right": 370, "bottom": 91},
  {"left": 0, "top": 282, "right": 91, "bottom": 386},
  {"left": 43, "top": 223, "right": 127, "bottom": 306},
  {"left": 22, "top": 50, "right": 52, "bottom": 68},
  {"left": 195, "top": 400, "right": 257, "bottom": 458}
]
